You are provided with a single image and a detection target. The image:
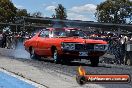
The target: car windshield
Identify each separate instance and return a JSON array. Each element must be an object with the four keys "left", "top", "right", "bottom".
[{"left": 53, "top": 29, "right": 87, "bottom": 38}]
